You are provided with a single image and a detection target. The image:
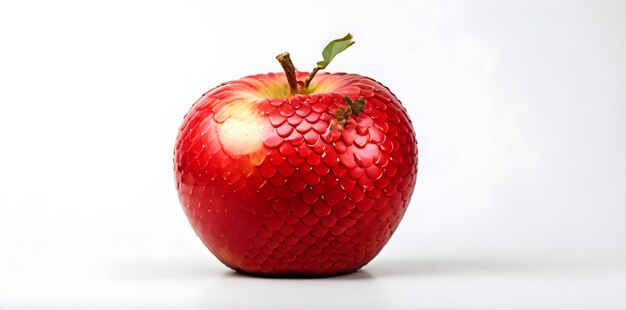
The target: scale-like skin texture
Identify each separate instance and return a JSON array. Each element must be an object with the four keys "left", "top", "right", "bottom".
[{"left": 174, "top": 71, "right": 418, "bottom": 276}]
